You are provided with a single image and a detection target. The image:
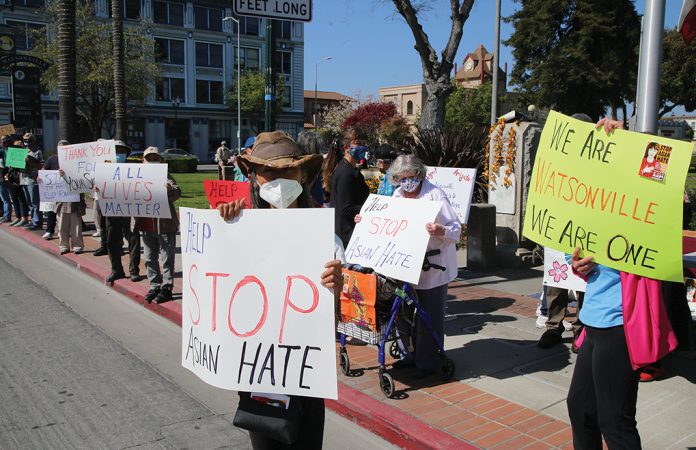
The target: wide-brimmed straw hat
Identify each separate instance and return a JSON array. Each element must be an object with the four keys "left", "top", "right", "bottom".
[{"left": 237, "top": 131, "right": 323, "bottom": 183}]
